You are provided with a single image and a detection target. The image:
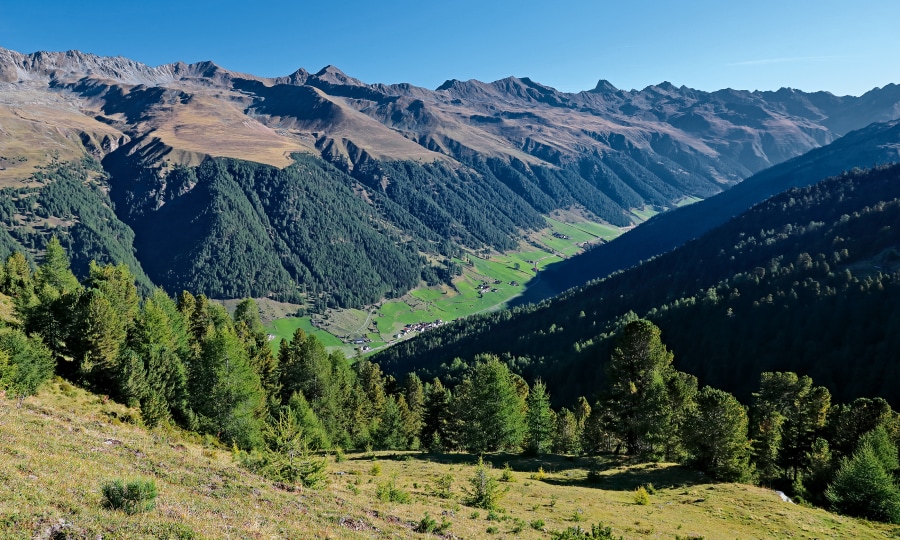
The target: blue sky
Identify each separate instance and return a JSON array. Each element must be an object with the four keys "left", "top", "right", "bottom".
[{"left": 2, "top": 1, "right": 898, "bottom": 96}]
